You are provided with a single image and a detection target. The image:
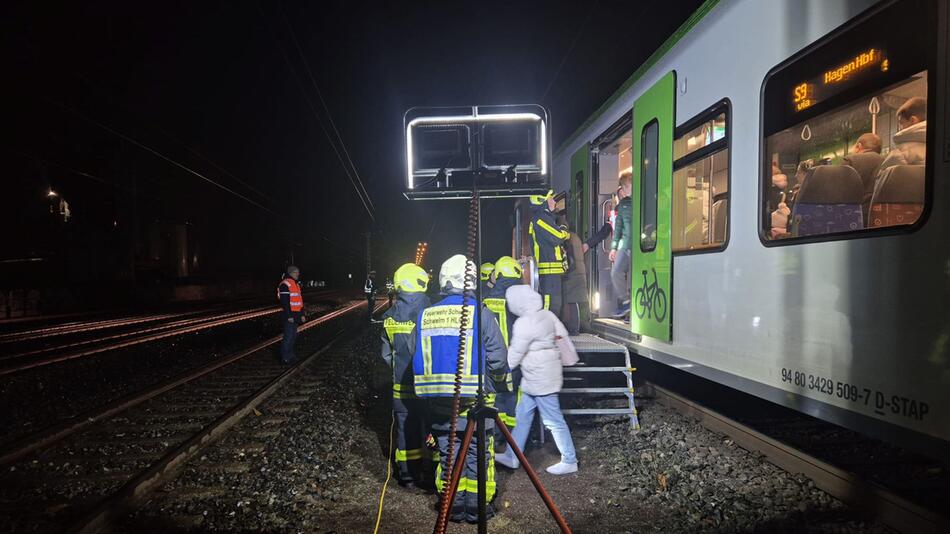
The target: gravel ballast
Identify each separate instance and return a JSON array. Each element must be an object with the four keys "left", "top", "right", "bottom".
[{"left": 125, "top": 325, "right": 893, "bottom": 533}]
